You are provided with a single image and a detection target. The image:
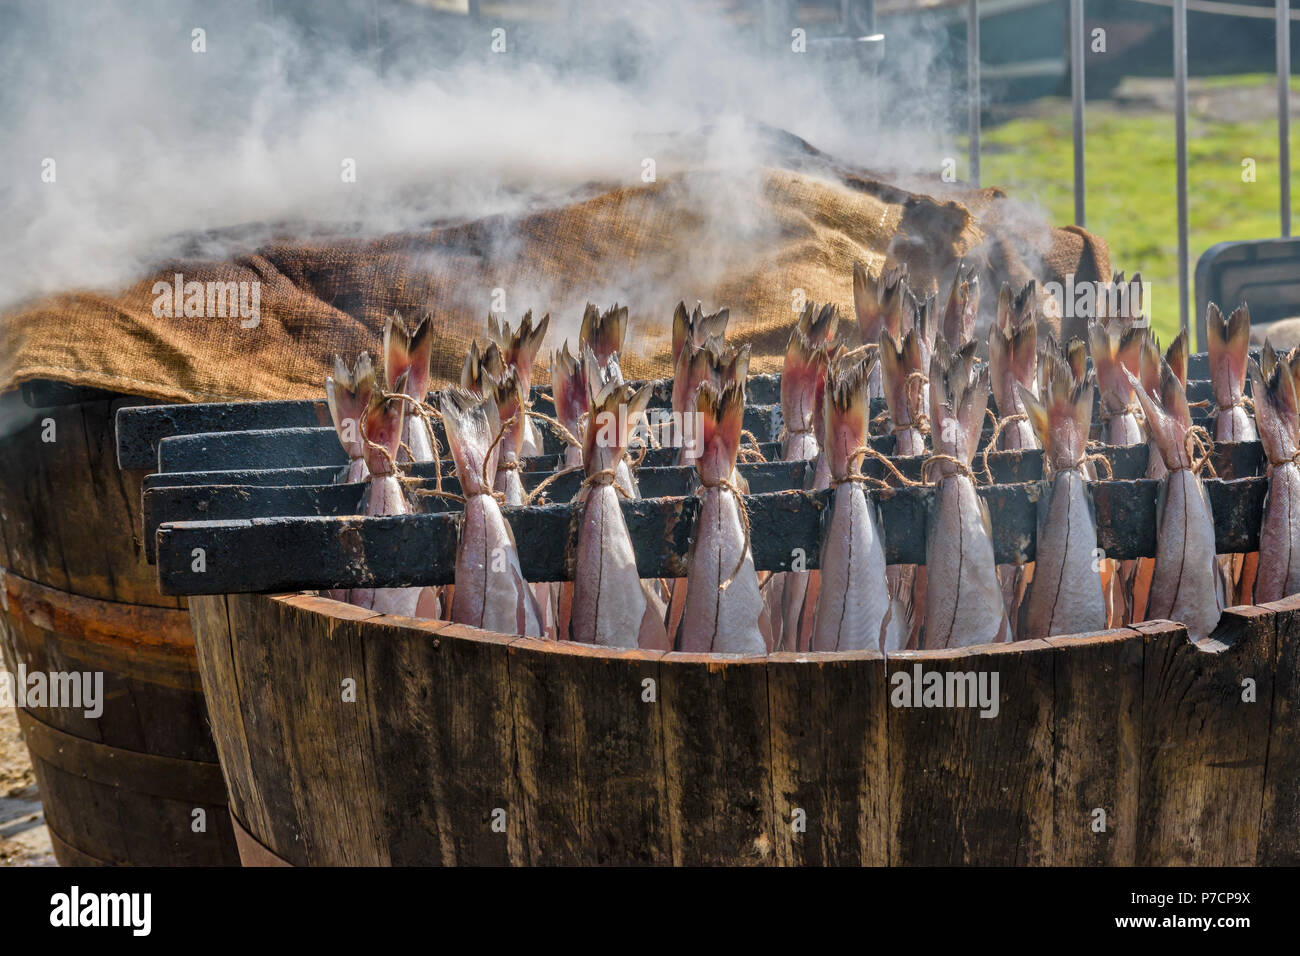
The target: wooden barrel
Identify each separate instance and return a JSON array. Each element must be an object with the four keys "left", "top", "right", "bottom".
[
  {"left": 190, "top": 590, "right": 1300, "bottom": 866},
  {"left": 0, "top": 388, "right": 238, "bottom": 865}
]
